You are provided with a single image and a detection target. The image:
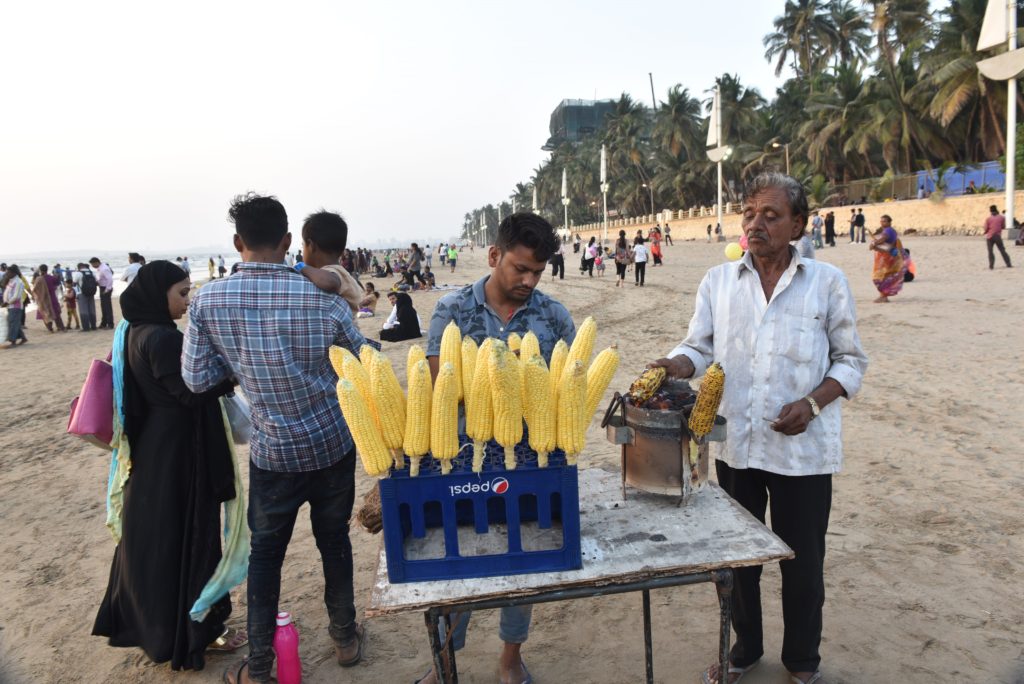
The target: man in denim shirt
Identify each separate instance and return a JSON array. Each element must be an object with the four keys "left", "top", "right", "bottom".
[
  {"left": 184, "top": 194, "right": 374, "bottom": 684},
  {"left": 419, "top": 213, "right": 575, "bottom": 684}
]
